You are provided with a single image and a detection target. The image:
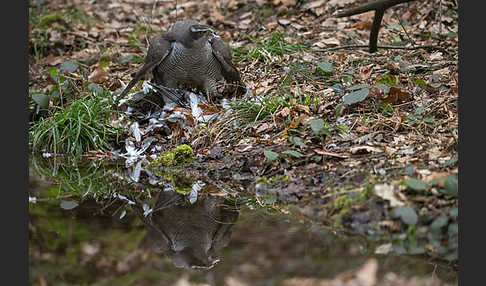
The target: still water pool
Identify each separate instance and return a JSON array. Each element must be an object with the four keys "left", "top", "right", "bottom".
[{"left": 29, "top": 157, "right": 458, "bottom": 286}]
